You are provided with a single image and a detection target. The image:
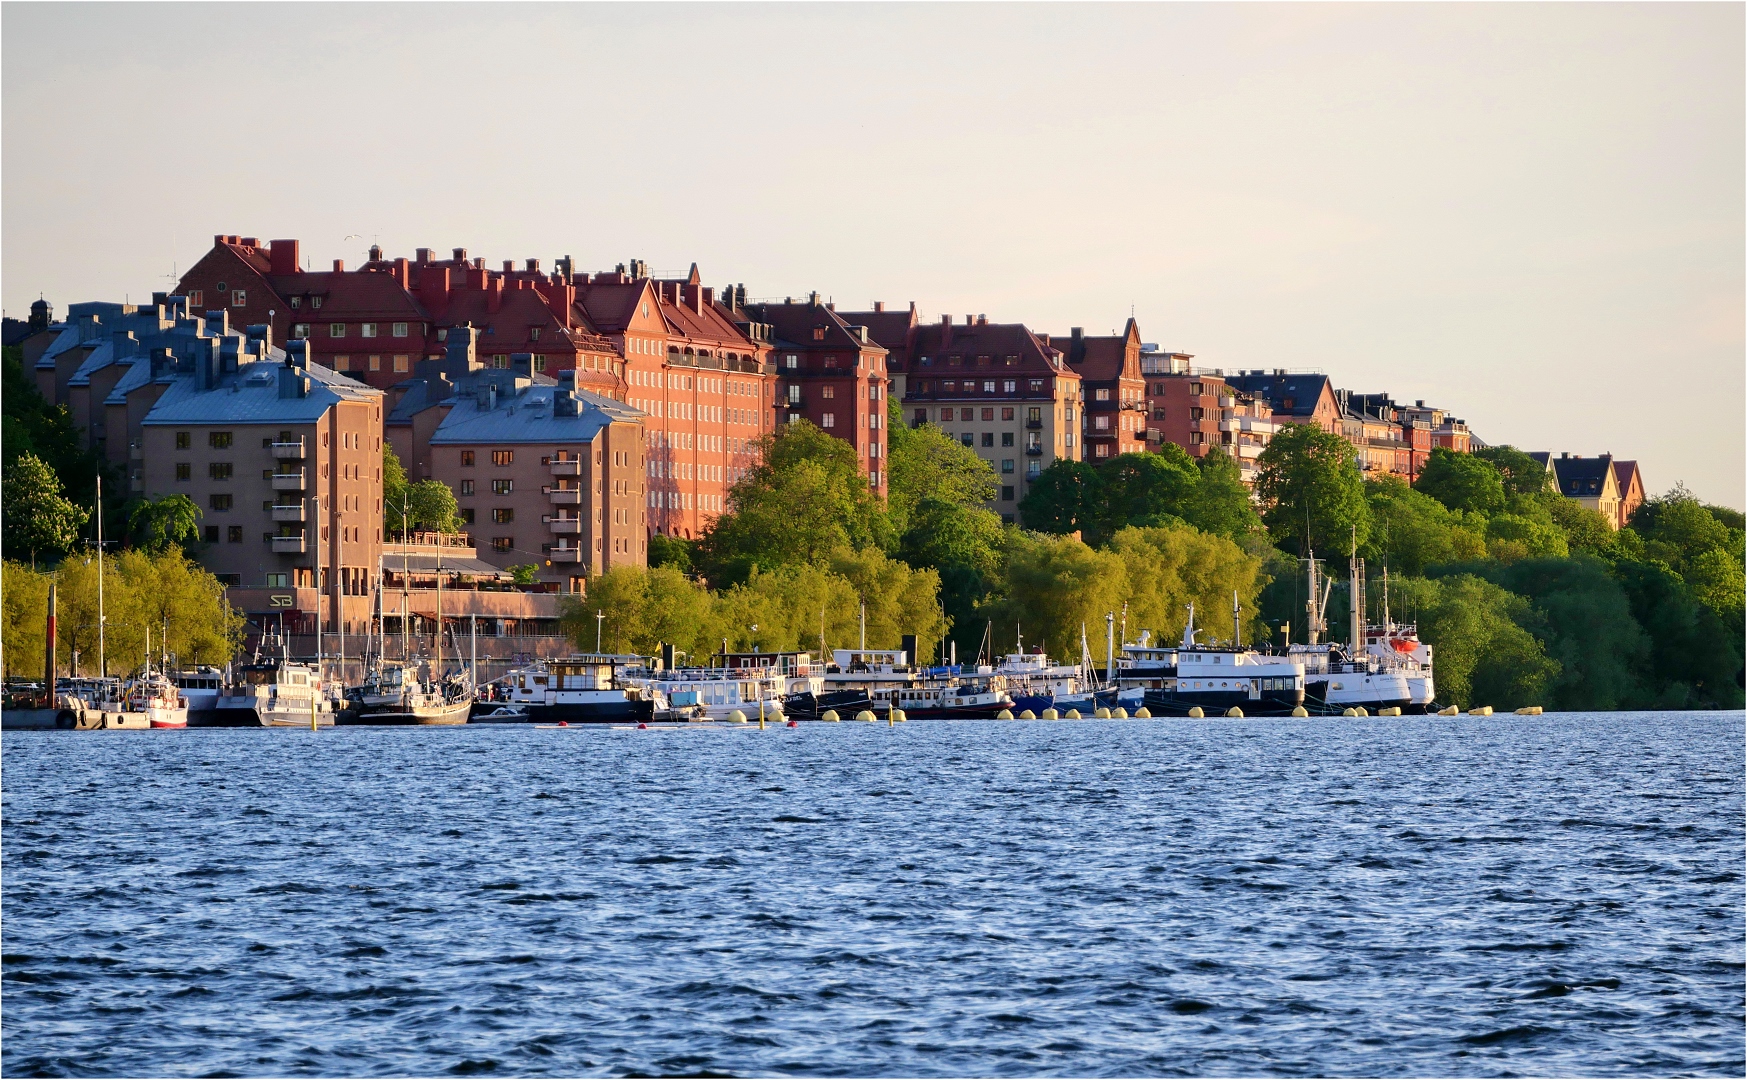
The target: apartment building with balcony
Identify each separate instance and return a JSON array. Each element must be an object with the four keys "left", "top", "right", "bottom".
[
  {"left": 1223, "top": 371, "right": 1343, "bottom": 437},
  {"left": 136, "top": 341, "right": 384, "bottom": 636},
  {"left": 740, "top": 294, "right": 889, "bottom": 496},
  {"left": 575, "top": 263, "right": 775, "bottom": 539},
  {"left": 1138, "top": 350, "right": 1277, "bottom": 484},
  {"left": 426, "top": 374, "right": 646, "bottom": 590},
  {"left": 837, "top": 300, "right": 922, "bottom": 396},
  {"left": 1058, "top": 320, "right": 1148, "bottom": 461},
  {"left": 896, "top": 315, "right": 1082, "bottom": 521}
]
